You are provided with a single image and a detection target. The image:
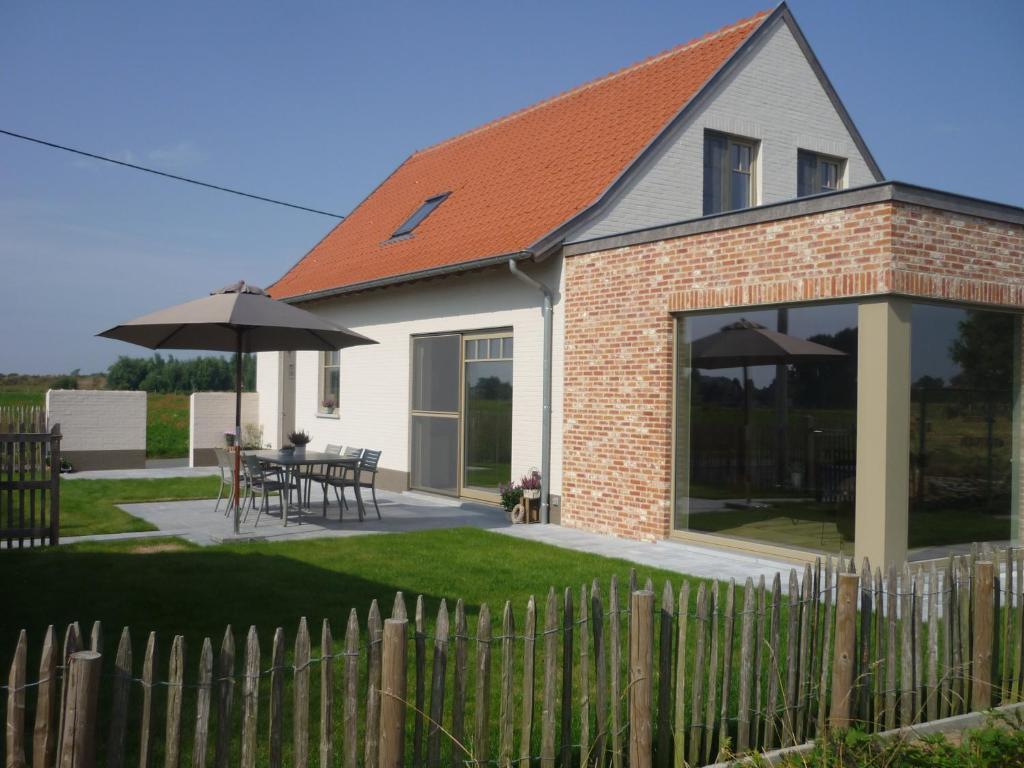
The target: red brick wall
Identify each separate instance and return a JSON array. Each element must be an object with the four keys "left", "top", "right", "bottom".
[{"left": 561, "top": 201, "right": 1024, "bottom": 540}]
